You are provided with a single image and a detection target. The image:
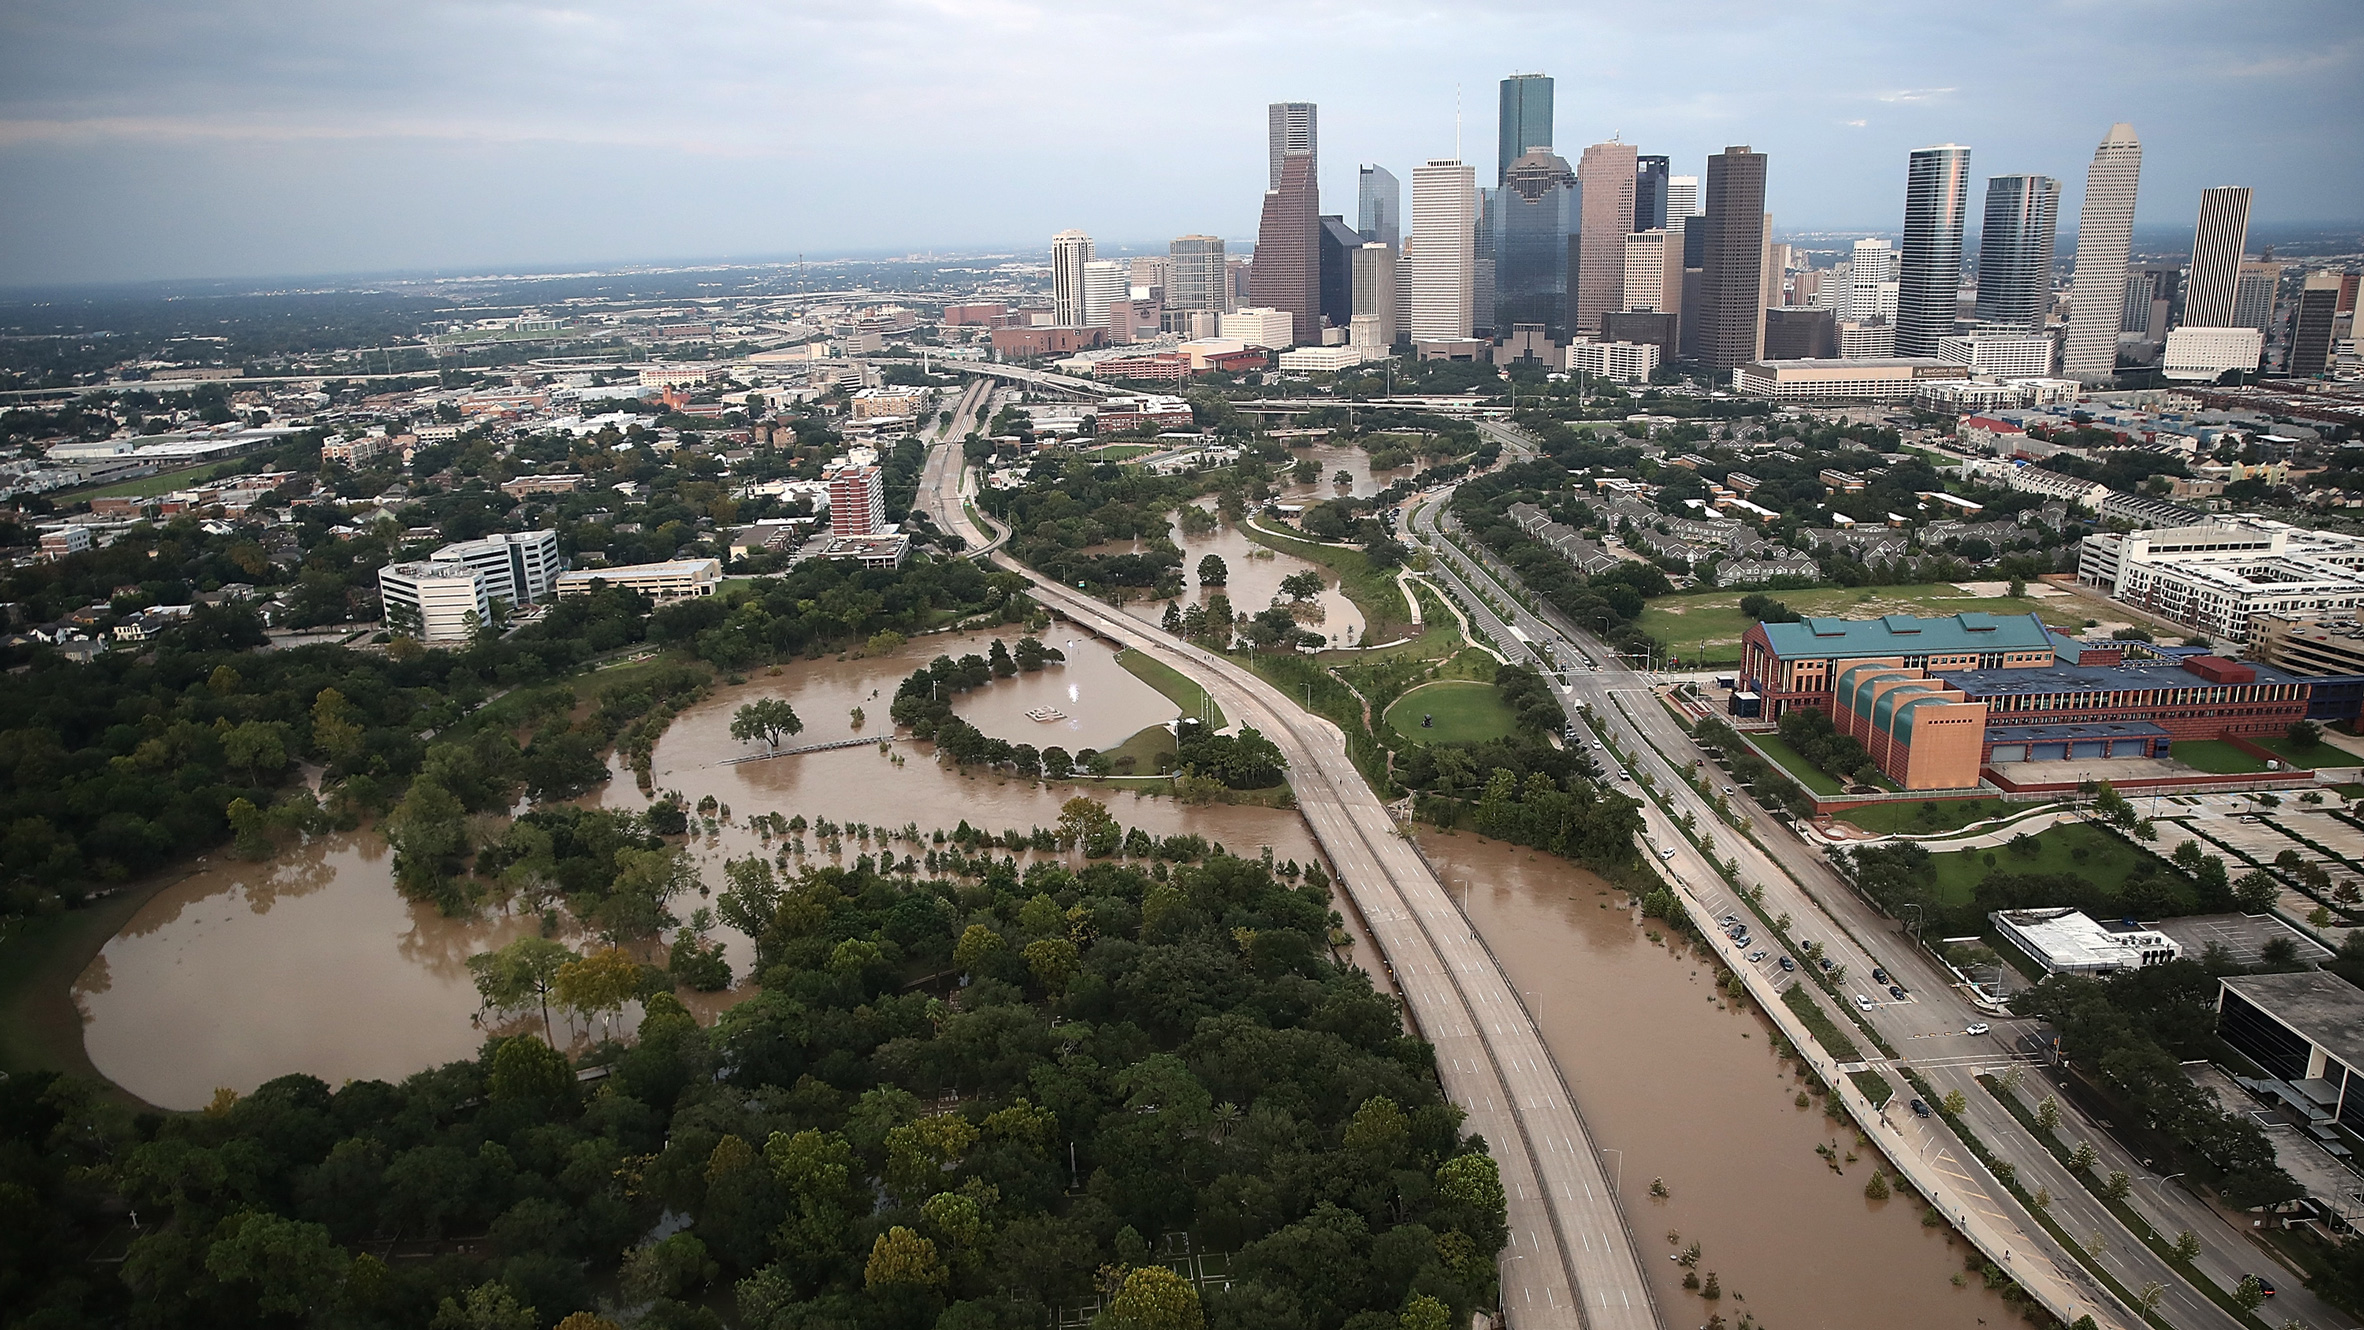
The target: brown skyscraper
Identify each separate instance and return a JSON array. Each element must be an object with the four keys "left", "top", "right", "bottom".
[
  {"left": 1250, "top": 153, "right": 1320, "bottom": 347},
  {"left": 1699, "top": 145, "right": 1769, "bottom": 372},
  {"left": 1572, "top": 140, "right": 1636, "bottom": 337}
]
